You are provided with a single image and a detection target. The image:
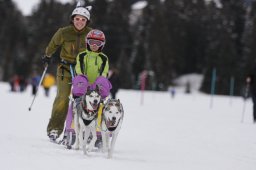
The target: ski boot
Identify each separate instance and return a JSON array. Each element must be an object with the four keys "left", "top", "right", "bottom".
[
  {"left": 48, "top": 130, "right": 59, "bottom": 143},
  {"left": 95, "top": 132, "right": 102, "bottom": 149},
  {"left": 66, "top": 129, "right": 76, "bottom": 149}
]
